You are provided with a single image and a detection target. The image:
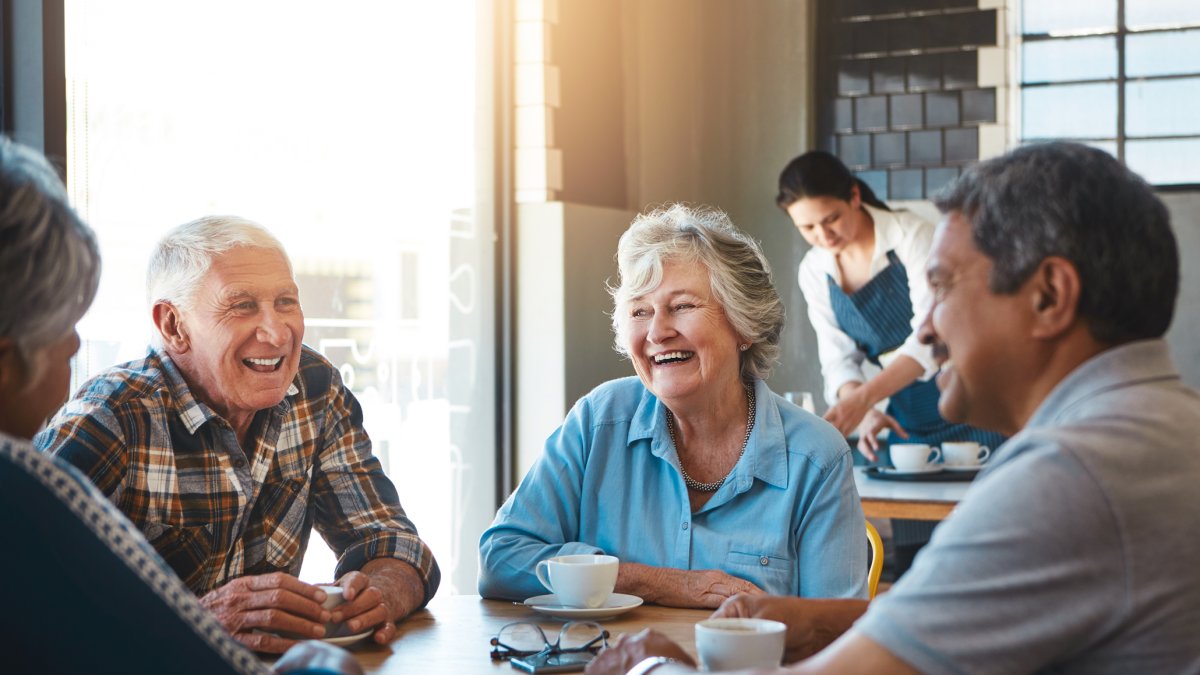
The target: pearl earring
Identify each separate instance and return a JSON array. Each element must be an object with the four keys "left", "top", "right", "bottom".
[{"left": 739, "top": 344, "right": 750, "bottom": 351}]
